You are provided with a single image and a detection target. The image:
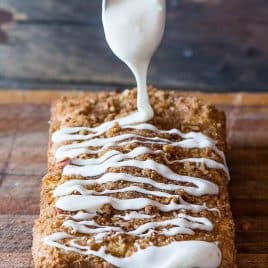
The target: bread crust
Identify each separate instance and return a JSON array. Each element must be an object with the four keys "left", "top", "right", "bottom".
[{"left": 33, "top": 87, "right": 236, "bottom": 267}]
